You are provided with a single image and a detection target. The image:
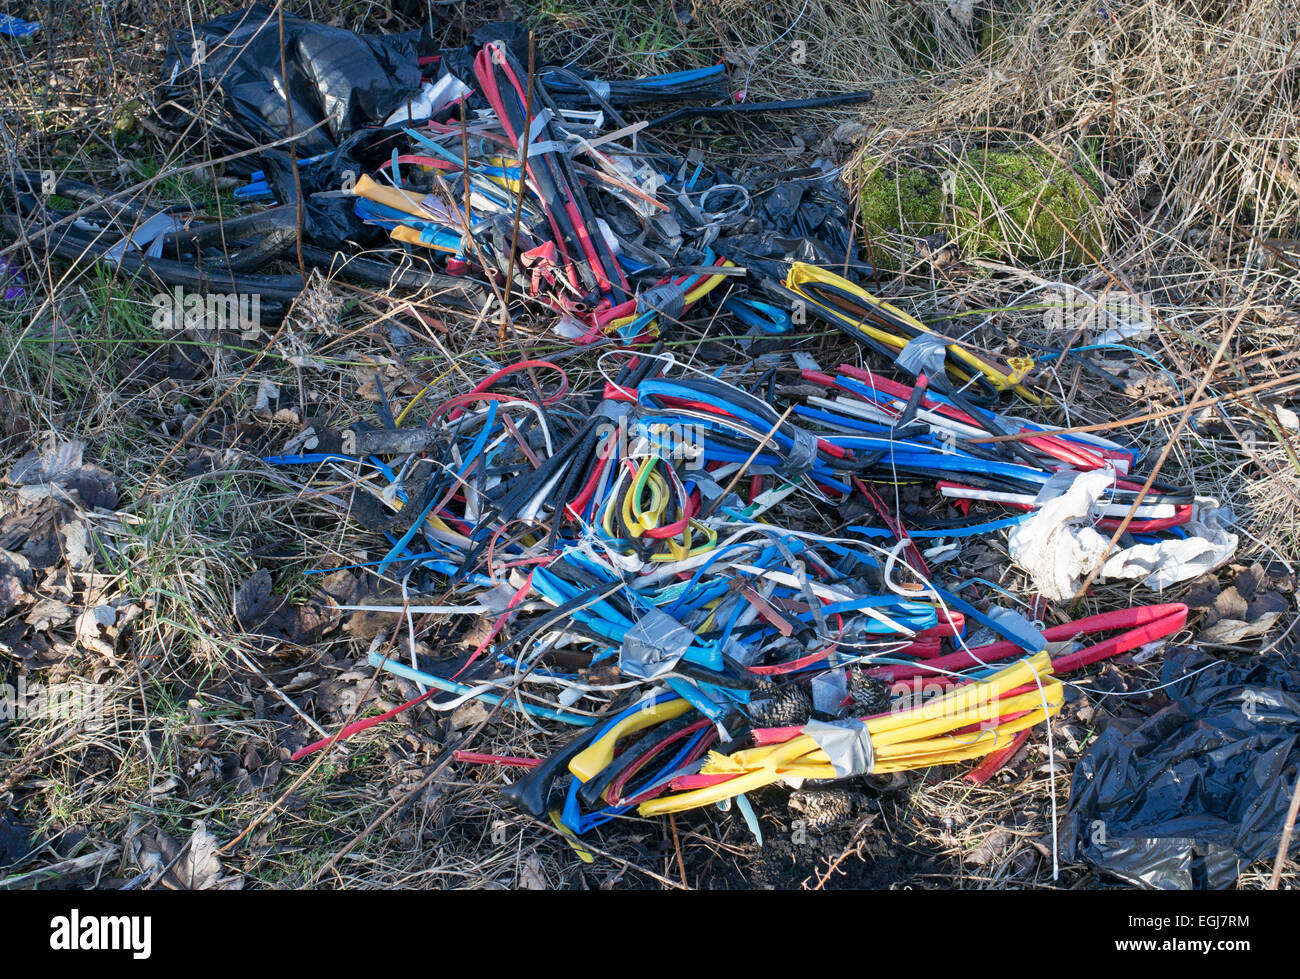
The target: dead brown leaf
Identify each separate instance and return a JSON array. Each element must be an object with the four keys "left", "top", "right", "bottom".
[{"left": 126, "top": 818, "right": 243, "bottom": 890}]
